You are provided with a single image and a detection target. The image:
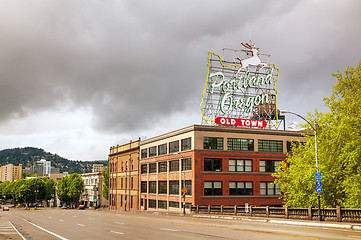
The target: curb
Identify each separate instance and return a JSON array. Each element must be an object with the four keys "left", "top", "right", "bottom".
[{"left": 191, "top": 214, "right": 361, "bottom": 231}]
